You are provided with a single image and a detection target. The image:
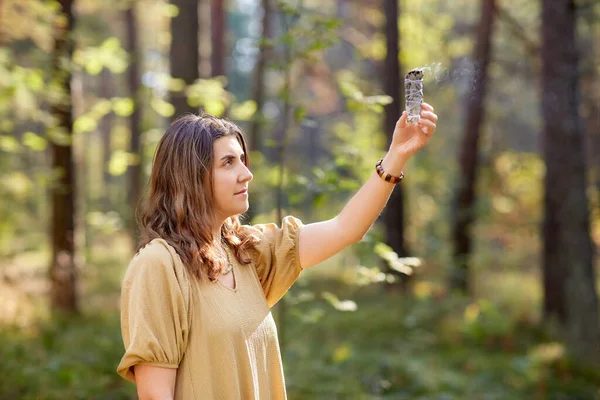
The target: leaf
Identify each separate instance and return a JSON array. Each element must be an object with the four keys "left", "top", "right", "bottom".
[
  {"left": 168, "top": 78, "right": 186, "bottom": 92},
  {"left": 166, "top": 4, "right": 179, "bottom": 18},
  {"left": 0, "top": 136, "right": 20, "bottom": 152},
  {"left": 151, "top": 98, "right": 175, "bottom": 118},
  {"left": 22, "top": 132, "right": 47, "bottom": 151},
  {"left": 332, "top": 344, "right": 352, "bottom": 363},
  {"left": 374, "top": 242, "right": 421, "bottom": 275},
  {"left": 26, "top": 70, "right": 44, "bottom": 92},
  {"left": 73, "top": 115, "right": 97, "bottom": 133},
  {"left": 364, "top": 95, "right": 393, "bottom": 105},
  {"left": 204, "top": 100, "right": 225, "bottom": 117},
  {"left": 84, "top": 59, "right": 103, "bottom": 75},
  {"left": 322, "top": 291, "right": 358, "bottom": 312},
  {"left": 108, "top": 150, "right": 129, "bottom": 176},
  {"left": 2, "top": 172, "right": 32, "bottom": 199},
  {"left": 112, "top": 97, "right": 135, "bottom": 117},
  {"left": 230, "top": 100, "right": 257, "bottom": 121},
  {"left": 294, "top": 105, "right": 306, "bottom": 123}
]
